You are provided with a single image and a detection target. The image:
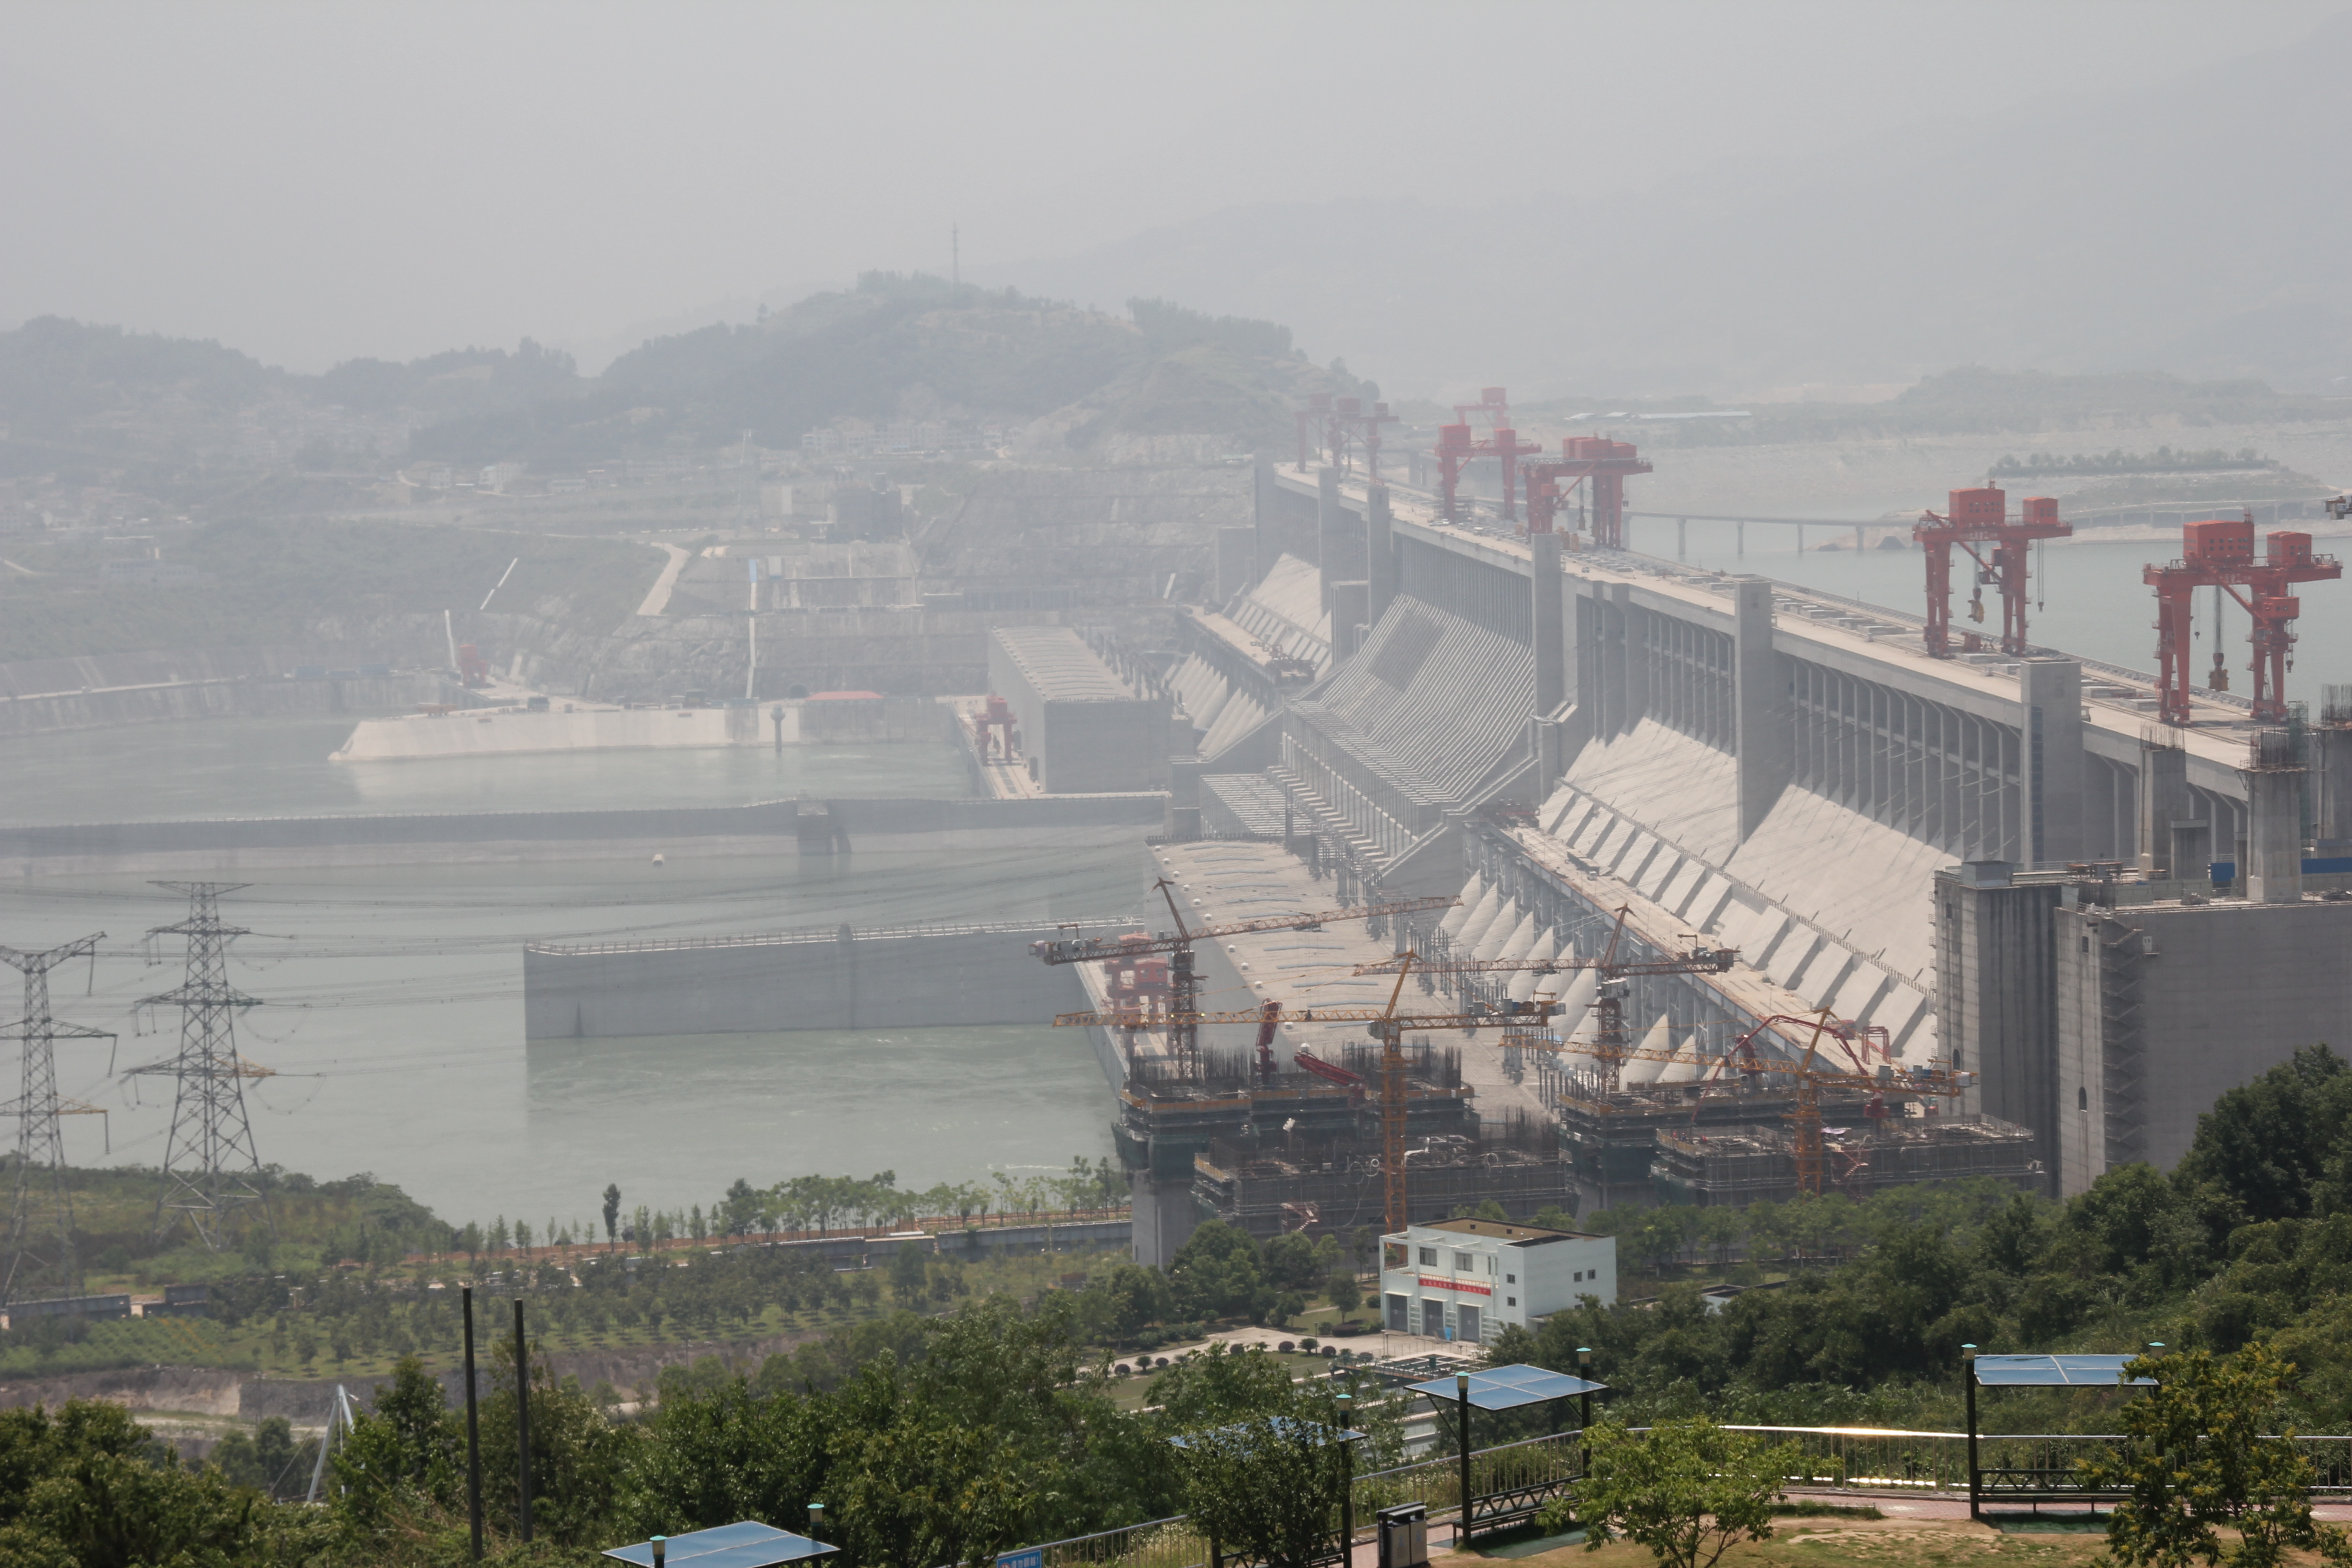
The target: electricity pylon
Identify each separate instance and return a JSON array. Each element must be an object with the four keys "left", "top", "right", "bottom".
[
  {"left": 1, "top": 933, "right": 113, "bottom": 1306},
  {"left": 132, "top": 883, "right": 271, "bottom": 1249}
]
